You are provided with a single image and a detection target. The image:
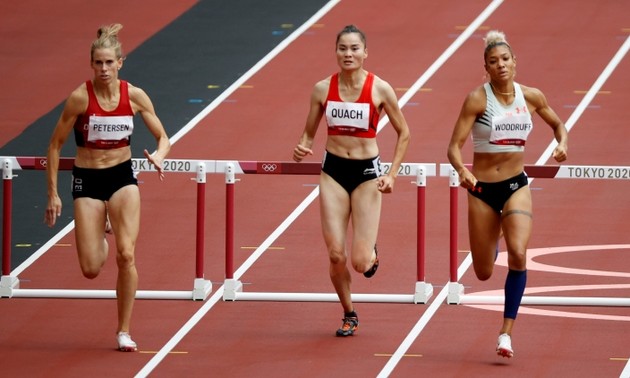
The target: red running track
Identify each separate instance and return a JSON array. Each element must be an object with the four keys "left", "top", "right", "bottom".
[{"left": 2, "top": 0, "right": 630, "bottom": 377}]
